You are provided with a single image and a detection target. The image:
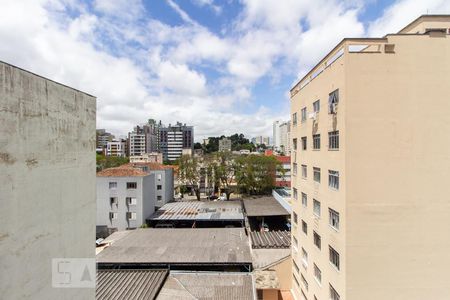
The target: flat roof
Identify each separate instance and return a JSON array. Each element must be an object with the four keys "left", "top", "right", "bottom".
[
  {"left": 149, "top": 200, "right": 244, "bottom": 221},
  {"left": 156, "top": 272, "right": 255, "bottom": 300},
  {"left": 243, "top": 196, "right": 290, "bottom": 217},
  {"left": 96, "top": 269, "right": 168, "bottom": 300},
  {"left": 96, "top": 228, "right": 252, "bottom": 265},
  {"left": 250, "top": 231, "right": 291, "bottom": 249},
  {"left": 252, "top": 249, "right": 291, "bottom": 270}
]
